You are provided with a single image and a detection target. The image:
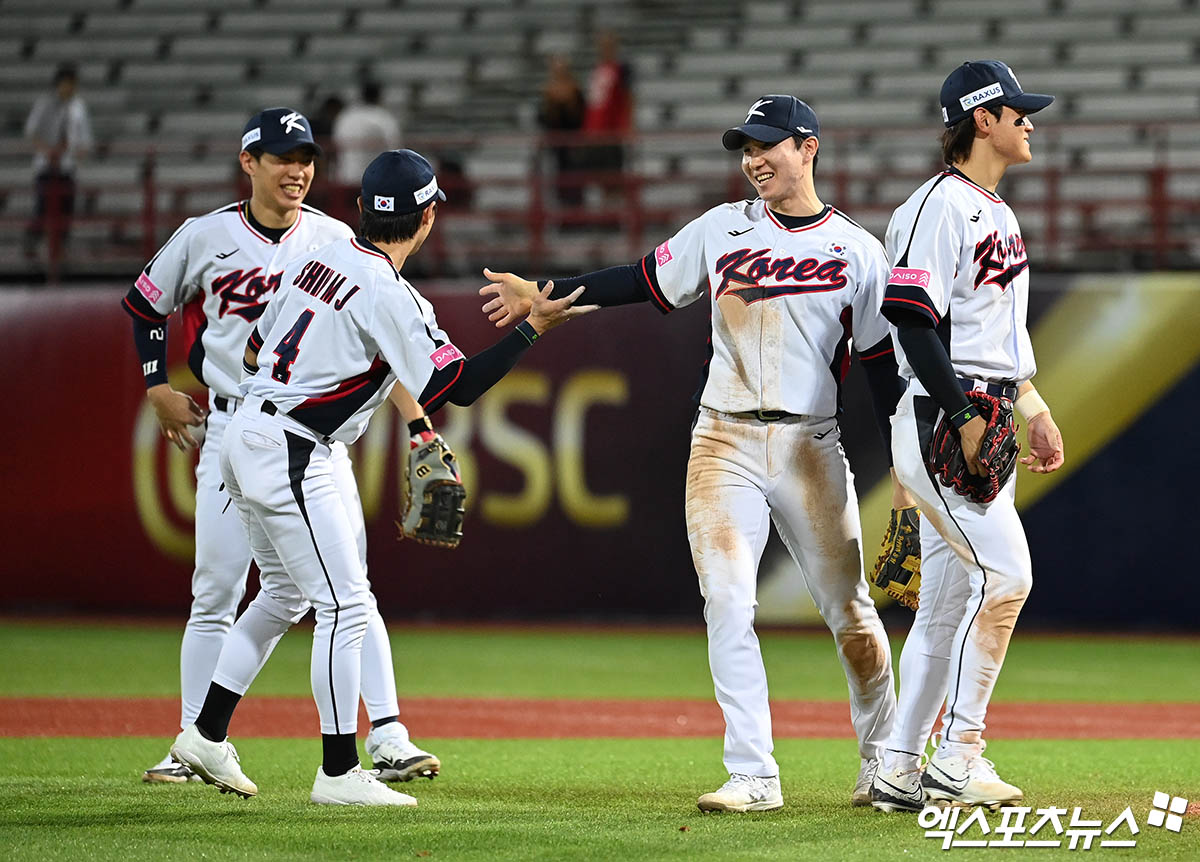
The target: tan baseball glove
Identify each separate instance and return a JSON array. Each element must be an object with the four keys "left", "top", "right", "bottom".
[
  {"left": 870, "top": 506, "right": 921, "bottom": 611},
  {"left": 397, "top": 433, "right": 466, "bottom": 549}
]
